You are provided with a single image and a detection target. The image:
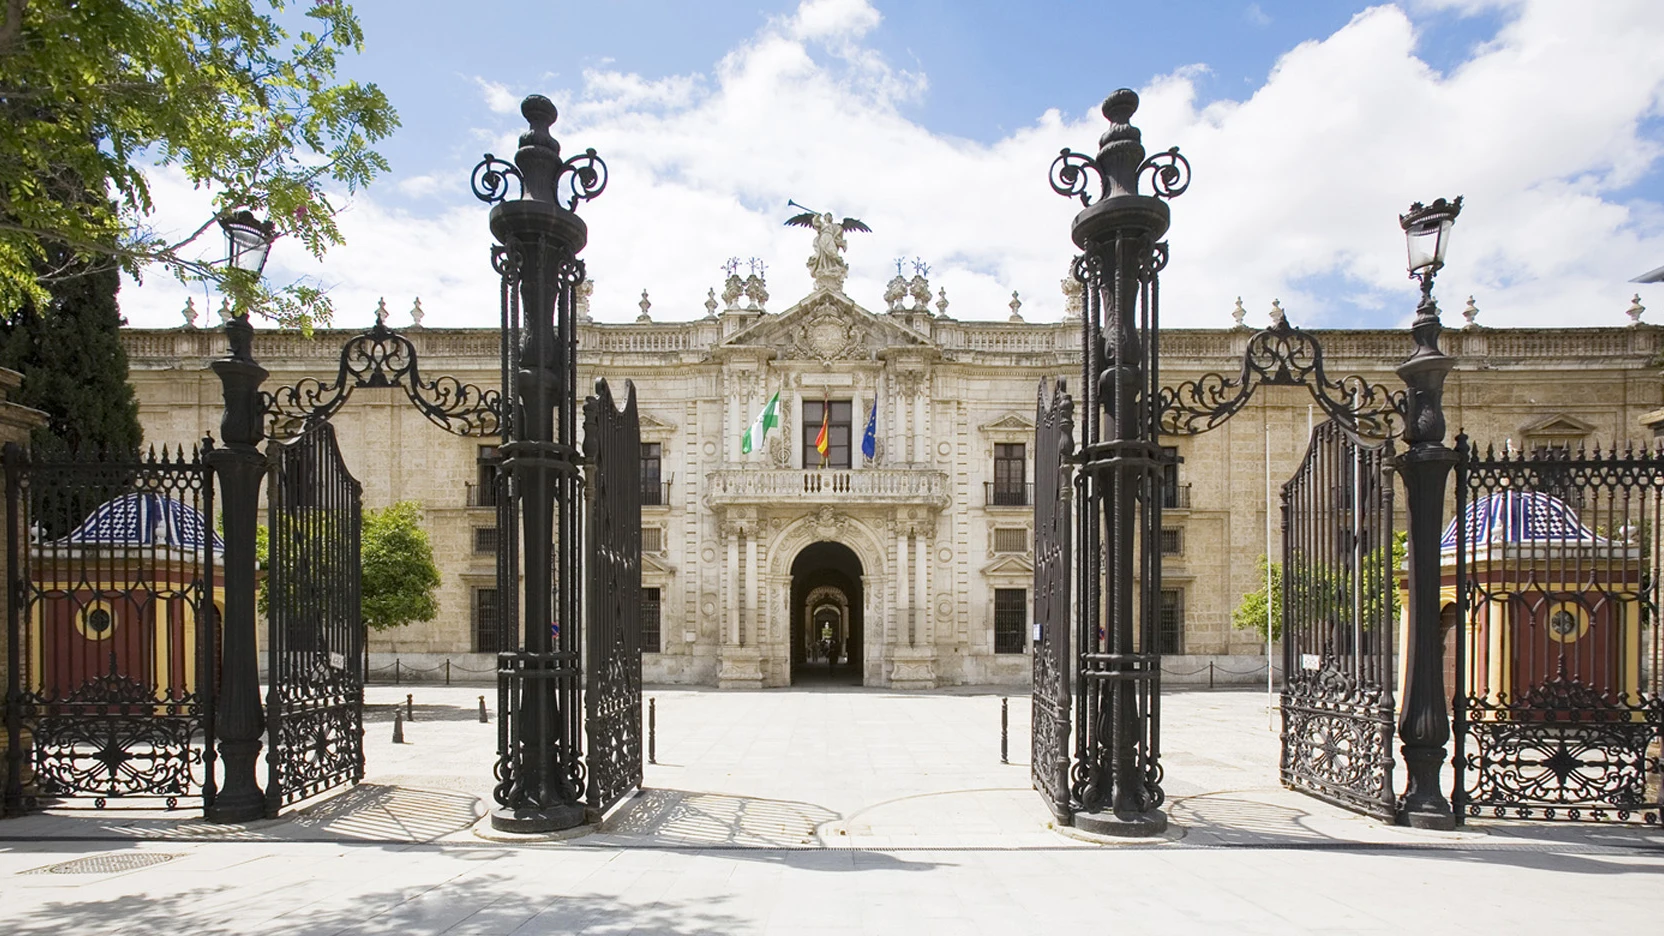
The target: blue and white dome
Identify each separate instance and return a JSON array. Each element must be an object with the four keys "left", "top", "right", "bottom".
[
  {"left": 1441, "top": 490, "right": 1604, "bottom": 550},
  {"left": 63, "top": 492, "right": 223, "bottom": 552}
]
